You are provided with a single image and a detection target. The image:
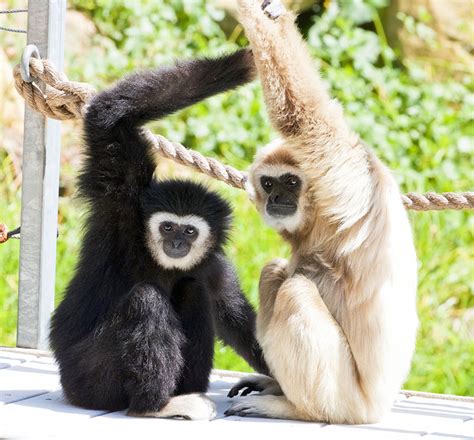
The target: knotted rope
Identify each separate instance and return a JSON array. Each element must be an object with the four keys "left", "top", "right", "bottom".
[{"left": 12, "top": 56, "right": 474, "bottom": 210}]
